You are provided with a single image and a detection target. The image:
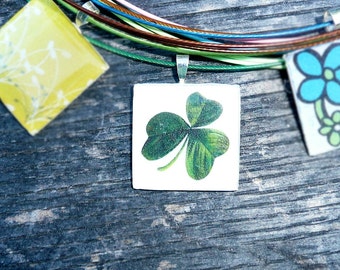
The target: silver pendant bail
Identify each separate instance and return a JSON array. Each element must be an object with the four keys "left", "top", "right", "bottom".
[
  {"left": 324, "top": 8, "right": 340, "bottom": 32},
  {"left": 76, "top": 1, "right": 100, "bottom": 27},
  {"left": 176, "top": 55, "right": 189, "bottom": 83}
]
